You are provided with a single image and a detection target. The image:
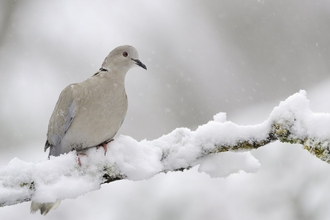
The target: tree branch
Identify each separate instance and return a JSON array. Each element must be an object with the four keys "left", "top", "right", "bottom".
[{"left": 1, "top": 90, "right": 329, "bottom": 208}]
